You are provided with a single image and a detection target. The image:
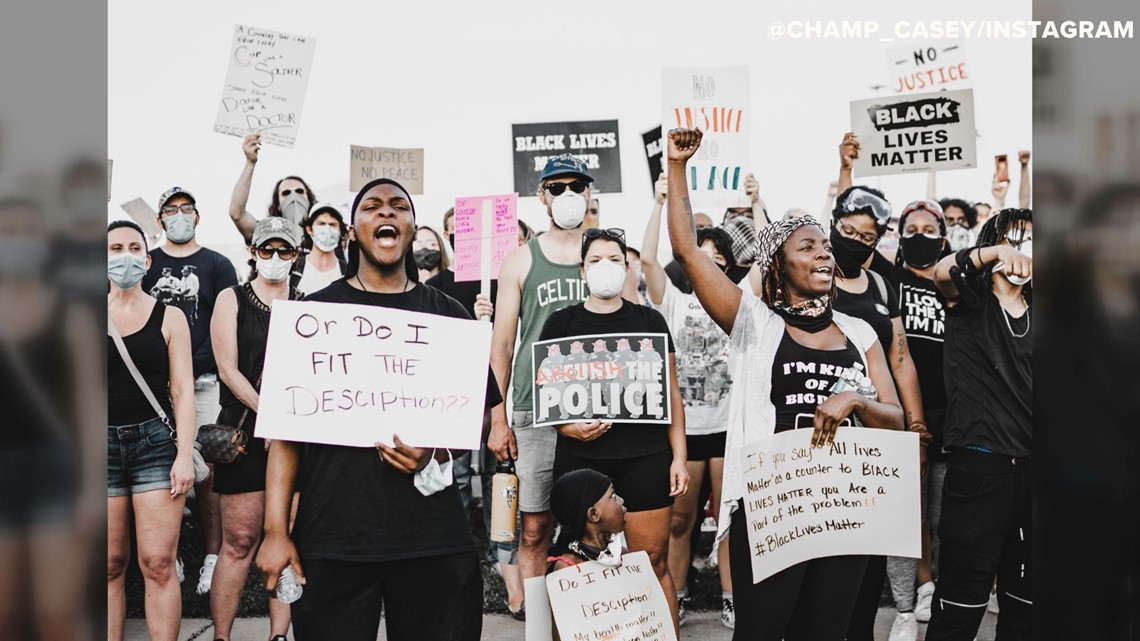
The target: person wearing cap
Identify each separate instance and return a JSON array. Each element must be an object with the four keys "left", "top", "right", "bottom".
[
  {"left": 487, "top": 154, "right": 593, "bottom": 608},
  {"left": 721, "top": 172, "right": 769, "bottom": 227},
  {"left": 207, "top": 216, "right": 305, "bottom": 641},
  {"left": 294, "top": 202, "right": 348, "bottom": 295},
  {"left": 825, "top": 184, "right": 931, "bottom": 641},
  {"left": 665, "top": 127, "right": 904, "bottom": 641},
  {"left": 256, "top": 178, "right": 502, "bottom": 641},
  {"left": 141, "top": 186, "right": 238, "bottom": 595},
  {"left": 228, "top": 132, "right": 323, "bottom": 247},
  {"left": 722, "top": 215, "right": 759, "bottom": 285}
]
